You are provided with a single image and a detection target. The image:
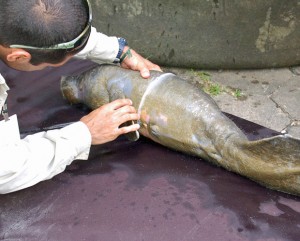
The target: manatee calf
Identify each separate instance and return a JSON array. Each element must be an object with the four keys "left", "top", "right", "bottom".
[{"left": 61, "top": 64, "right": 300, "bottom": 196}]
